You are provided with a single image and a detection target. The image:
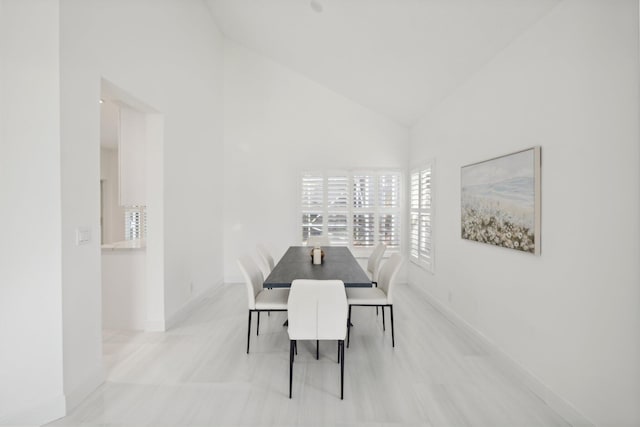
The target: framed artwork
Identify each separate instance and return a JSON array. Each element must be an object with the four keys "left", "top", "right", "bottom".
[{"left": 461, "top": 146, "right": 541, "bottom": 255}]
